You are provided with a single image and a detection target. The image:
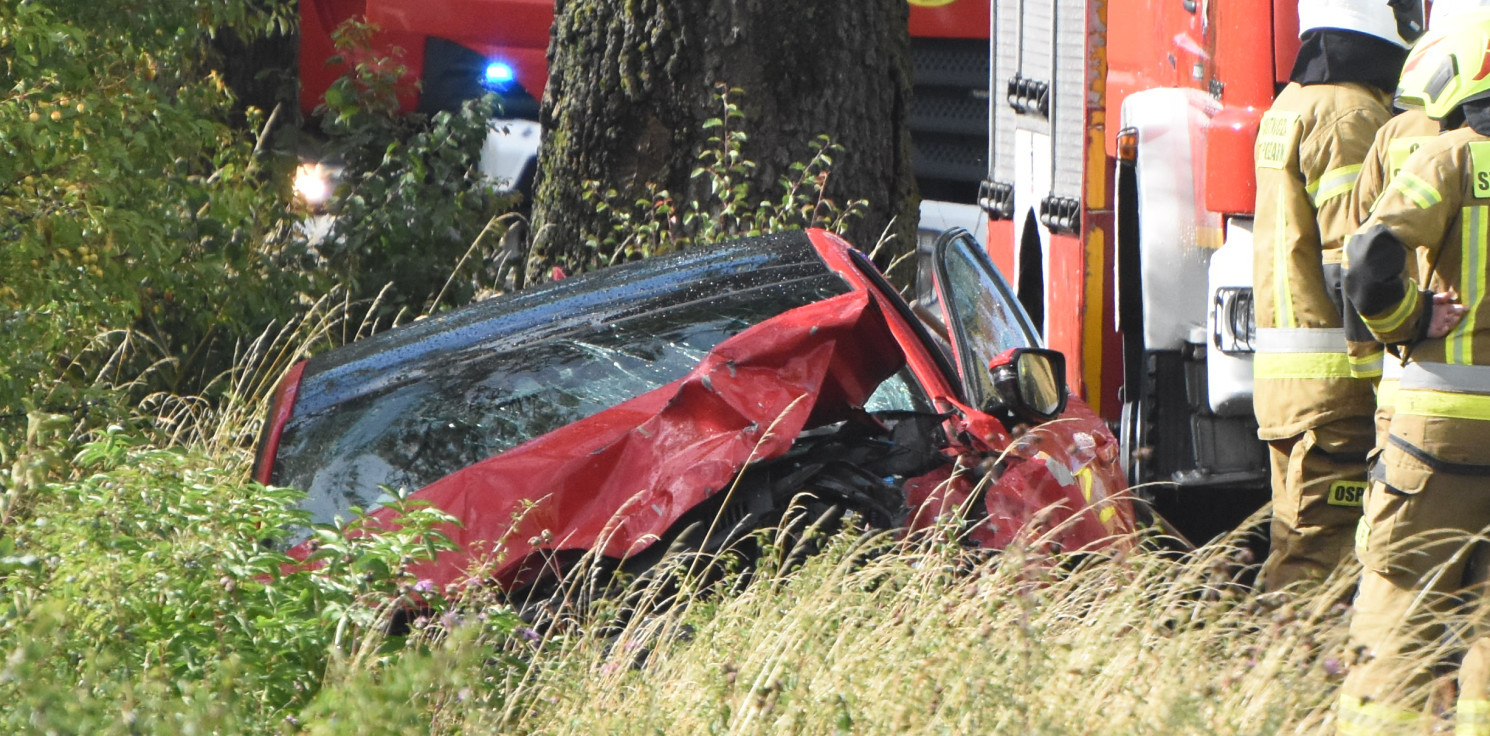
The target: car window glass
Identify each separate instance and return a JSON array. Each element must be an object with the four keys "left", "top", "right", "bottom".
[
  {"left": 863, "top": 366, "right": 935, "bottom": 414},
  {"left": 937, "top": 232, "right": 1035, "bottom": 406},
  {"left": 273, "top": 275, "right": 851, "bottom": 529}
]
